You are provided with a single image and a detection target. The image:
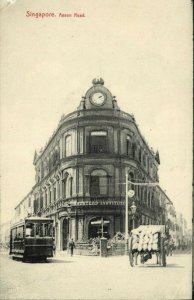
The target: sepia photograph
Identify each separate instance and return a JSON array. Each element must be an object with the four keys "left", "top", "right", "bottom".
[{"left": 0, "top": 0, "right": 193, "bottom": 299}]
